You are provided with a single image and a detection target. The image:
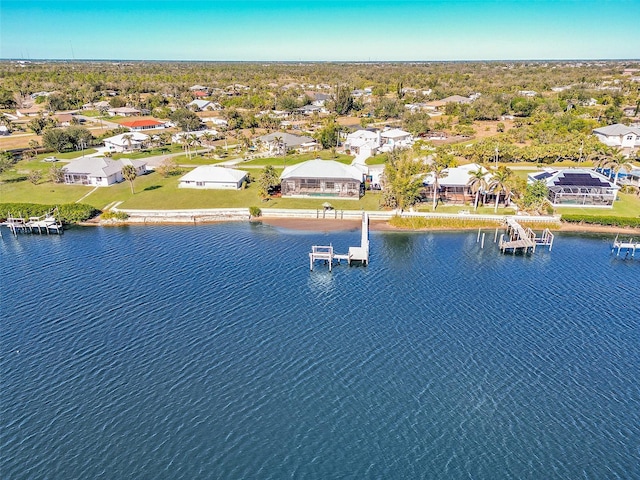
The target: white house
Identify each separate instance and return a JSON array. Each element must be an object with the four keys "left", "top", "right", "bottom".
[
  {"left": 103, "top": 132, "right": 149, "bottom": 153},
  {"left": 344, "top": 129, "right": 381, "bottom": 157},
  {"left": 63, "top": 158, "right": 147, "bottom": 186},
  {"left": 107, "top": 107, "right": 140, "bottom": 117},
  {"left": 178, "top": 166, "right": 247, "bottom": 190},
  {"left": 380, "top": 128, "right": 413, "bottom": 151},
  {"left": 592, "top": 124, "right": 640, "bottom": 154},
  {"left": 529, "top": 168, "right": 619, "bottom": 207},
  {"left": 187, "top": 99, "right": 221, "bottom": 111},
  {"left": 422, "top": 163, "right": 494, "bottom": 205}
]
